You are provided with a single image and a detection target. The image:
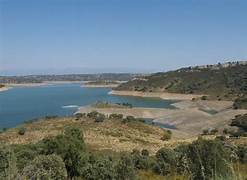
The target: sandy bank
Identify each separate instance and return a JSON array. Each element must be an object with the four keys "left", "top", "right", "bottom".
[
  {"left": 3, "top": 81, "right": 86, "bottom": 88},
  {"left": 77, "top": 99, "right": 247, "bottom": 139},
  {"left": 0, "top": 87, "right": 11, "bottom": 92},
  {"left": 110, "top": 90, "right": 204, "bottom": 100},
  {"left": 4, "top": 83, "right": 48, "bottom": 87},
  {"left": 81, "top": 81, "right": 126, "bottom": 88},
  {"left": 82, "top": 84, "right": 119, "bottom": 88}
]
